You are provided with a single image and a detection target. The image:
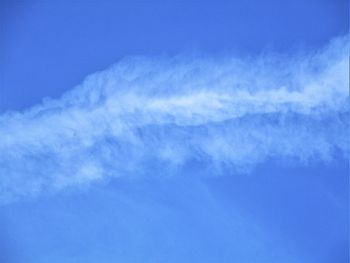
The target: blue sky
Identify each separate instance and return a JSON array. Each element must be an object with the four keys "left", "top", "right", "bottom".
[{"left": 0, "top": 1, "right": 349, "bottom": 262}]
